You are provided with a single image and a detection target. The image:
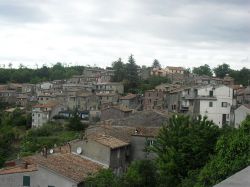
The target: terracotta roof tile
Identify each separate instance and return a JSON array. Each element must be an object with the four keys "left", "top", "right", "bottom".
[
  {"left": 120, "top": 94, "right": 137, "bottom": 100},
  {"left": 23, "top": 153, "right": 102, "bottom": 183},
  {"left": 0, "top": 164, "right": 37, "bottom": 175},
  {"left": 87, "top": 133, "right": 129, "bottom": 149}
]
